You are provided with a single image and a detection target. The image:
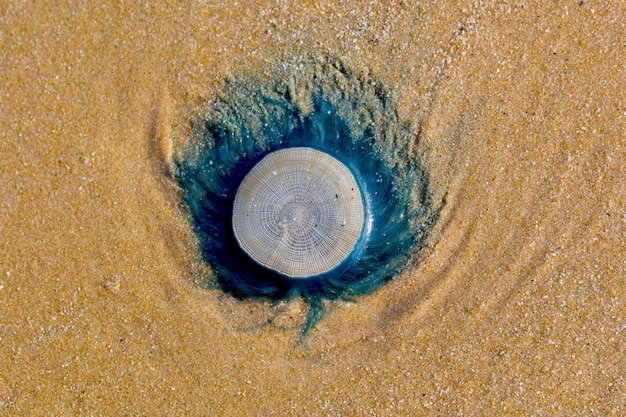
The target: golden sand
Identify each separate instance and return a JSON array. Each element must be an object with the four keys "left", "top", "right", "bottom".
[{"left": 1, "top": 1, "right": 624, "bottom": 415}]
